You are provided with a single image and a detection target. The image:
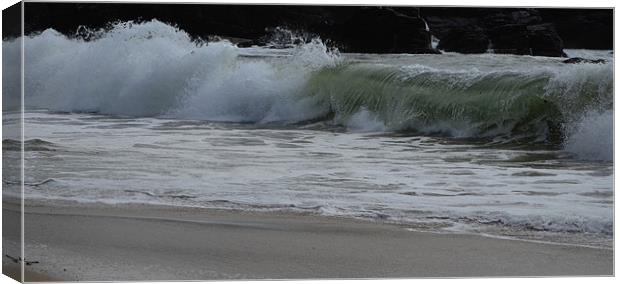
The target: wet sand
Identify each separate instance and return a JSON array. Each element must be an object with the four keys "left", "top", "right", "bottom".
[
  {"left": 2, "top": 202, "right": 613, "bottom": 281},
  {"left": 2, "top": 265, "right": 58, "bottom": 282}
]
